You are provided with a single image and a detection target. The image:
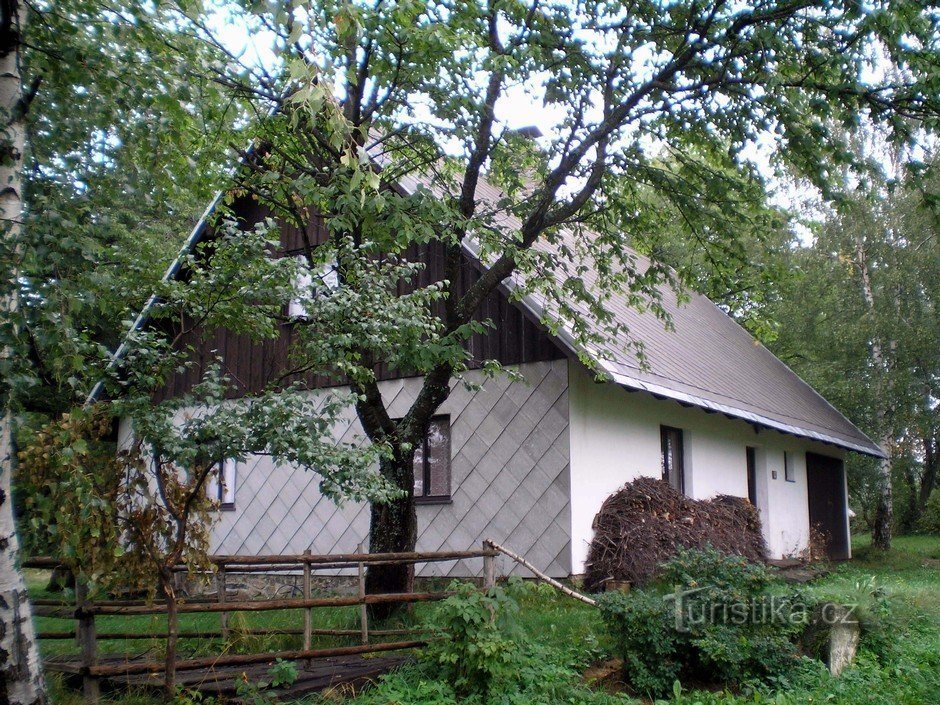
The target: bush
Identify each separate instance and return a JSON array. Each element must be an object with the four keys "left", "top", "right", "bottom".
[
  {"left": 599, "top": 547, "right": 807, "bottom": 698},
  {"left": 422, "top": 579, "right": 616, "bottom": 703},
  {"left": 916, "top": 490, "right": 940, "bottom": 534},
  {"left": 423, "top": 581, "right": 526, "bottom": 698},
  {"left": 597, "top": 589, "right": 680, "bottom": 696}
]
